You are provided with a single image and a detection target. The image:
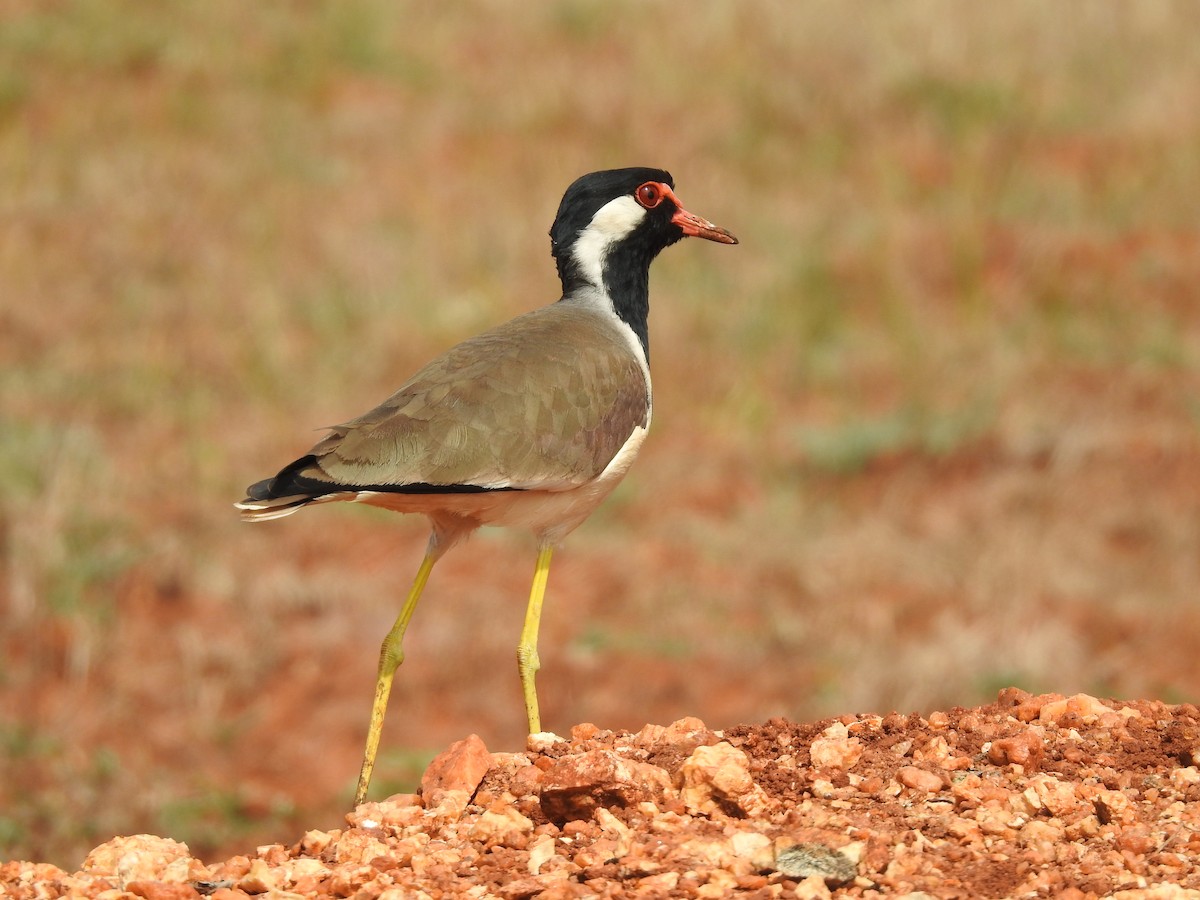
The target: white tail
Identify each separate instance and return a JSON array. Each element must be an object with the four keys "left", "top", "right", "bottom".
[{"left": 234, "top": 495, "right": 314, "bottom": 522}]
